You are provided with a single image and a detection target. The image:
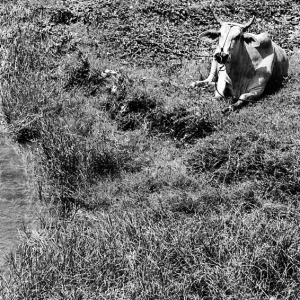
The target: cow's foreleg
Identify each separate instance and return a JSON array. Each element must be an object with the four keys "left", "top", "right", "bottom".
[
  {"left": 222, "top": 90, "right": 262, "bottom": 114},
  {"left": 202, "top": 58, "right": 219, "bottom": 83},
  {"left": 214, "top": 77, "right": 227, "bottom": 99},
  {"left": 190, "top": 58, "right": 218, "bottom": 88}
]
